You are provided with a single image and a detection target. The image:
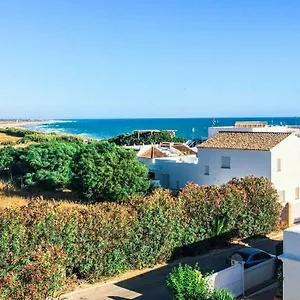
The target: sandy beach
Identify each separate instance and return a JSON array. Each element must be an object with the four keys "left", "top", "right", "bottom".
[{"left": 0, "top": 120, "right": 57, "bottom": 129}]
